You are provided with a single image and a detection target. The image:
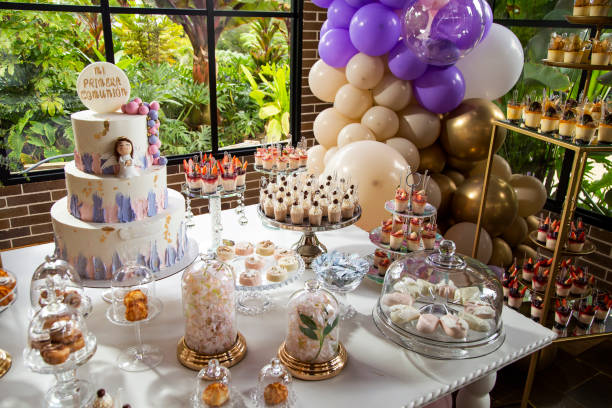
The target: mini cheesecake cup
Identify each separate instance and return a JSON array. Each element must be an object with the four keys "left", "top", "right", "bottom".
[
  {"left": 507, "top": 105, "right": 522, "bottom": 122},
  {"left": 556, "top": 282, "right": 571, "bottom": 297},
  {"left": 592, "top": 52, "right": 610, "bottom": 65},
  {"left": 559, "top": 120, "right": 576, "bottom": 139},
  {"left": 598, "top": 123, "right": 612, "bottom": 143},
  {"left": 524, "top": 111, "right": 542, "bottom": 129}
]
